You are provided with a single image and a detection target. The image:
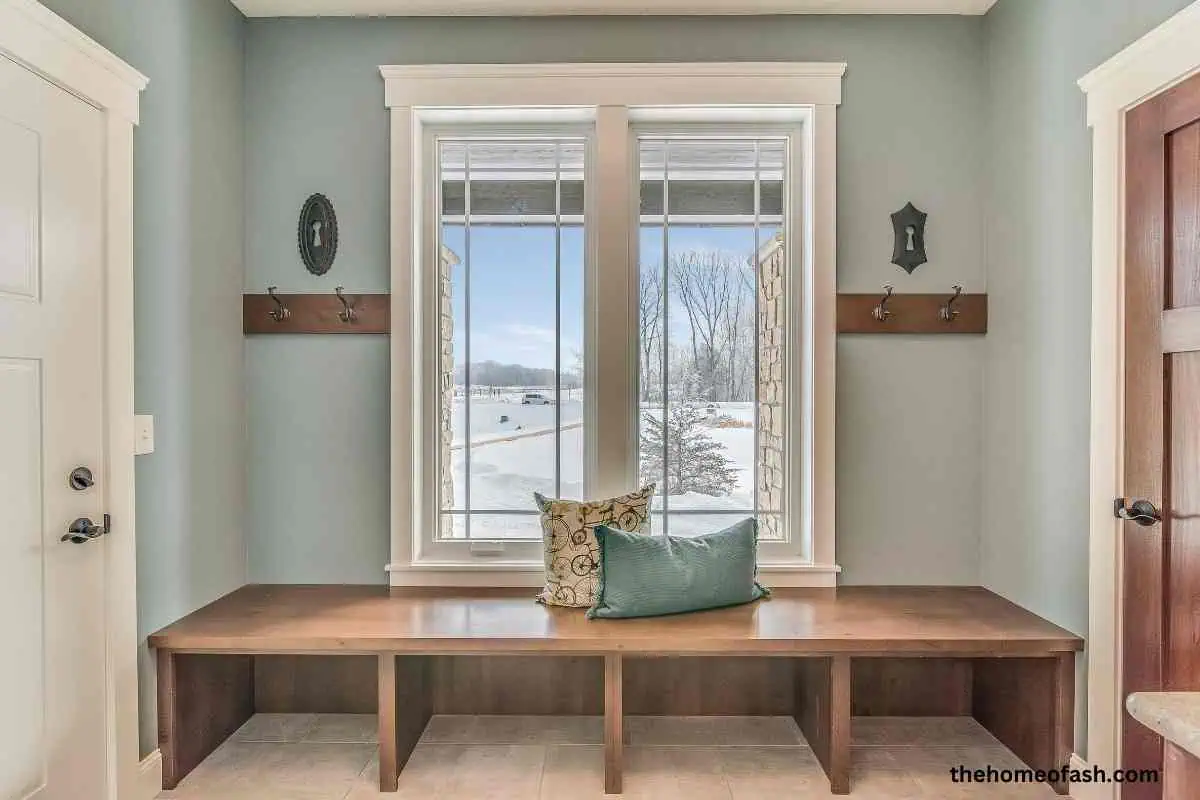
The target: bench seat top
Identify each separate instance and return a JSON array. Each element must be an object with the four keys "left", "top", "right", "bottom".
[{"left": 148, "top": 585, "right": 1083, "bottom": 656}]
